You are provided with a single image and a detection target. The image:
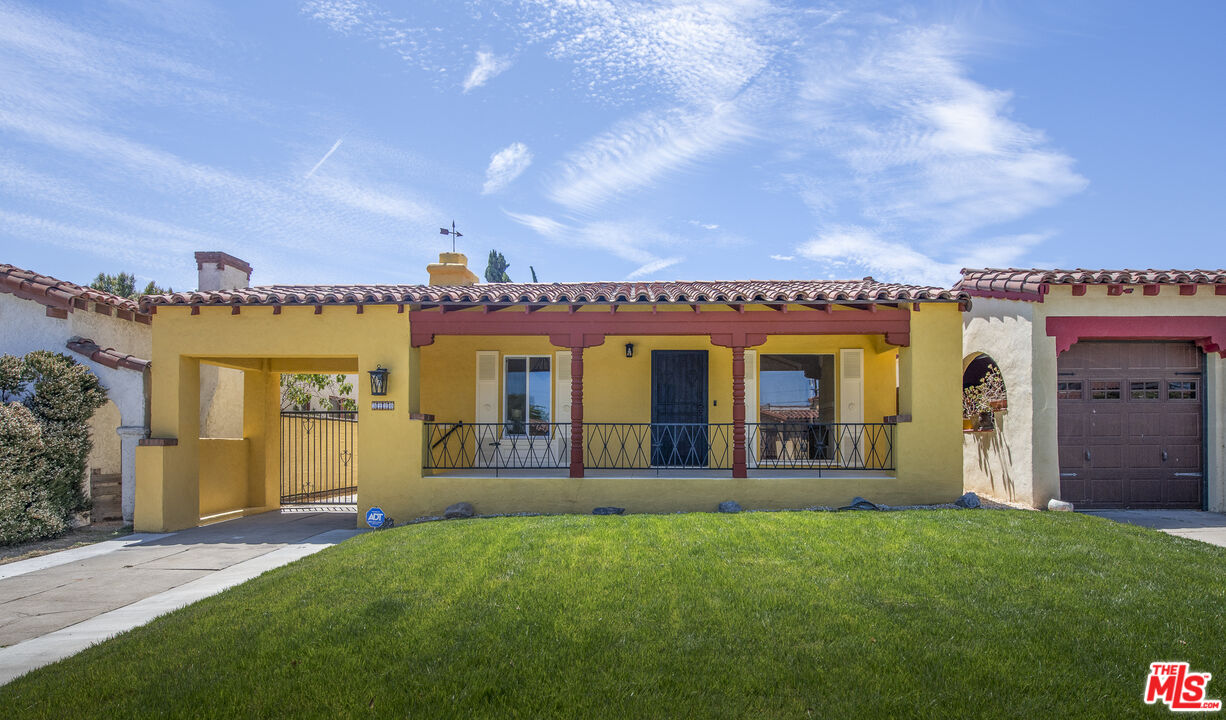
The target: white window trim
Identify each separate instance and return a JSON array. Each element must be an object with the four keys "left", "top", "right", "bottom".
[{"left": 503, "top": 354, "right": 552, "bottom": 435}]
